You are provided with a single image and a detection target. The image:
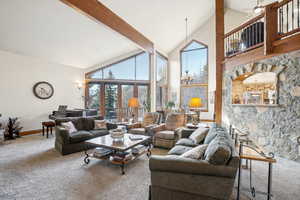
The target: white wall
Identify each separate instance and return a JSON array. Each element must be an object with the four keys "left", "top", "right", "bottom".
[
  {"left": 0, "top": 50, "right": 84, "bottom": 131},
  {"left": 168, "top": 9, "right": 249, "bottom": 120}
]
